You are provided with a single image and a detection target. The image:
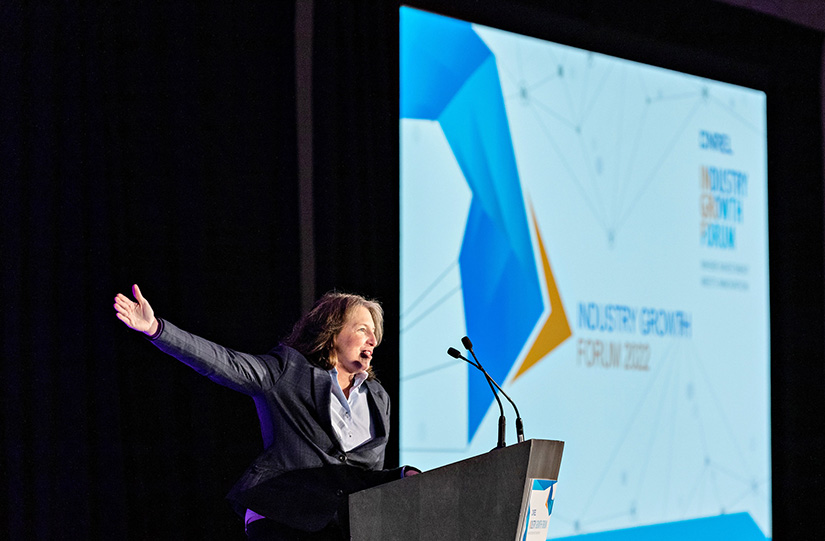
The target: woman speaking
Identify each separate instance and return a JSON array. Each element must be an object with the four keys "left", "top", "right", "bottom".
[{"left": 114, "top": 284, "right": 417, "bottom": 540}]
